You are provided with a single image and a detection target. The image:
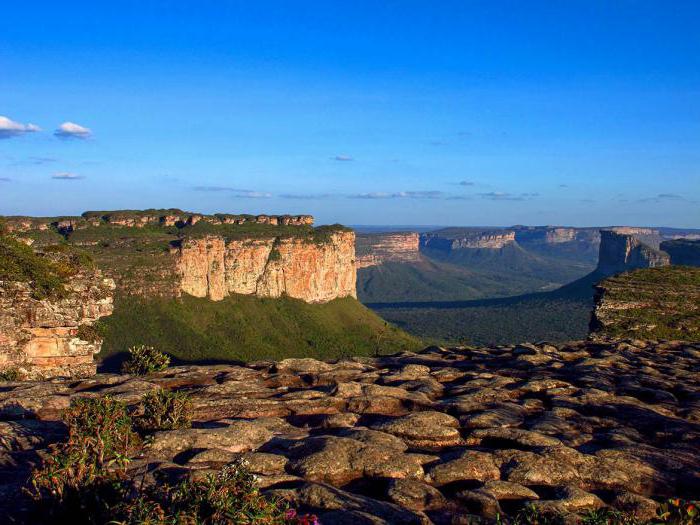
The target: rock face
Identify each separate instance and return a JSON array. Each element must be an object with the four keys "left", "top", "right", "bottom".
[
  {"left": 513, "top": 226, "right": 600, "bottom": 247},
  {"left": 355, "top": 232, "right": 421, "bottom": 268},
  {"left": 2, "top": 338, "right": 699, "bottom": 522},
  {"left": 177, "top": 231, "right": 357, "bottom": 302},
  {"left": 597, "top": 230, "right": 670, "bottom": 275},
  {"left": 421, "top": 230, "right": 515, "bottom": 251},
  {"left": 0, "top": 272, "right": 114, "bottom": 379},
  {"left": 661, "top": 239, "right": 700, "bottom": 267},
  {"left": 3, "top": 210, "right": 314, "bottom": 233}
]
